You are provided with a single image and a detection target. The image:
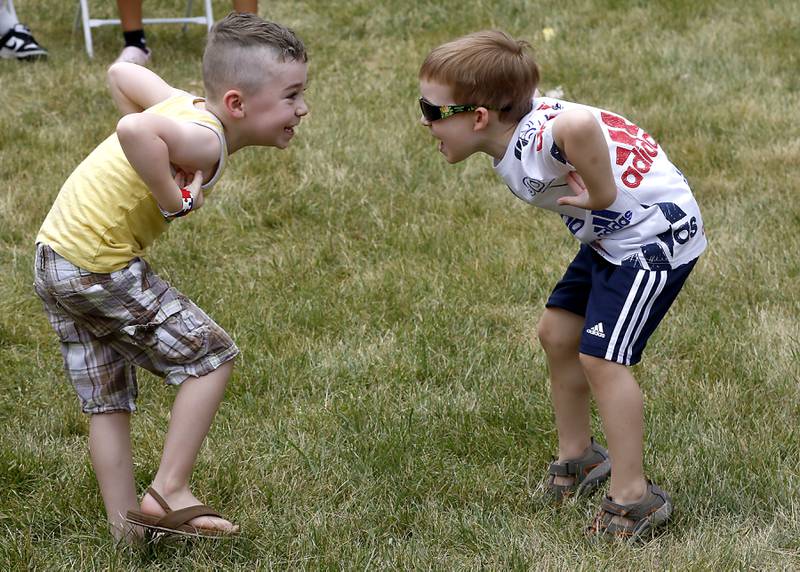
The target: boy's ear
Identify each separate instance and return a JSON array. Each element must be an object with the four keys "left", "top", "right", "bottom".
[
  {"left": 473, "top": 107, "right": 491, "bottom": 131},
  {"left": 222, "top": 89, "right": 246, "bottom": 119}
]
